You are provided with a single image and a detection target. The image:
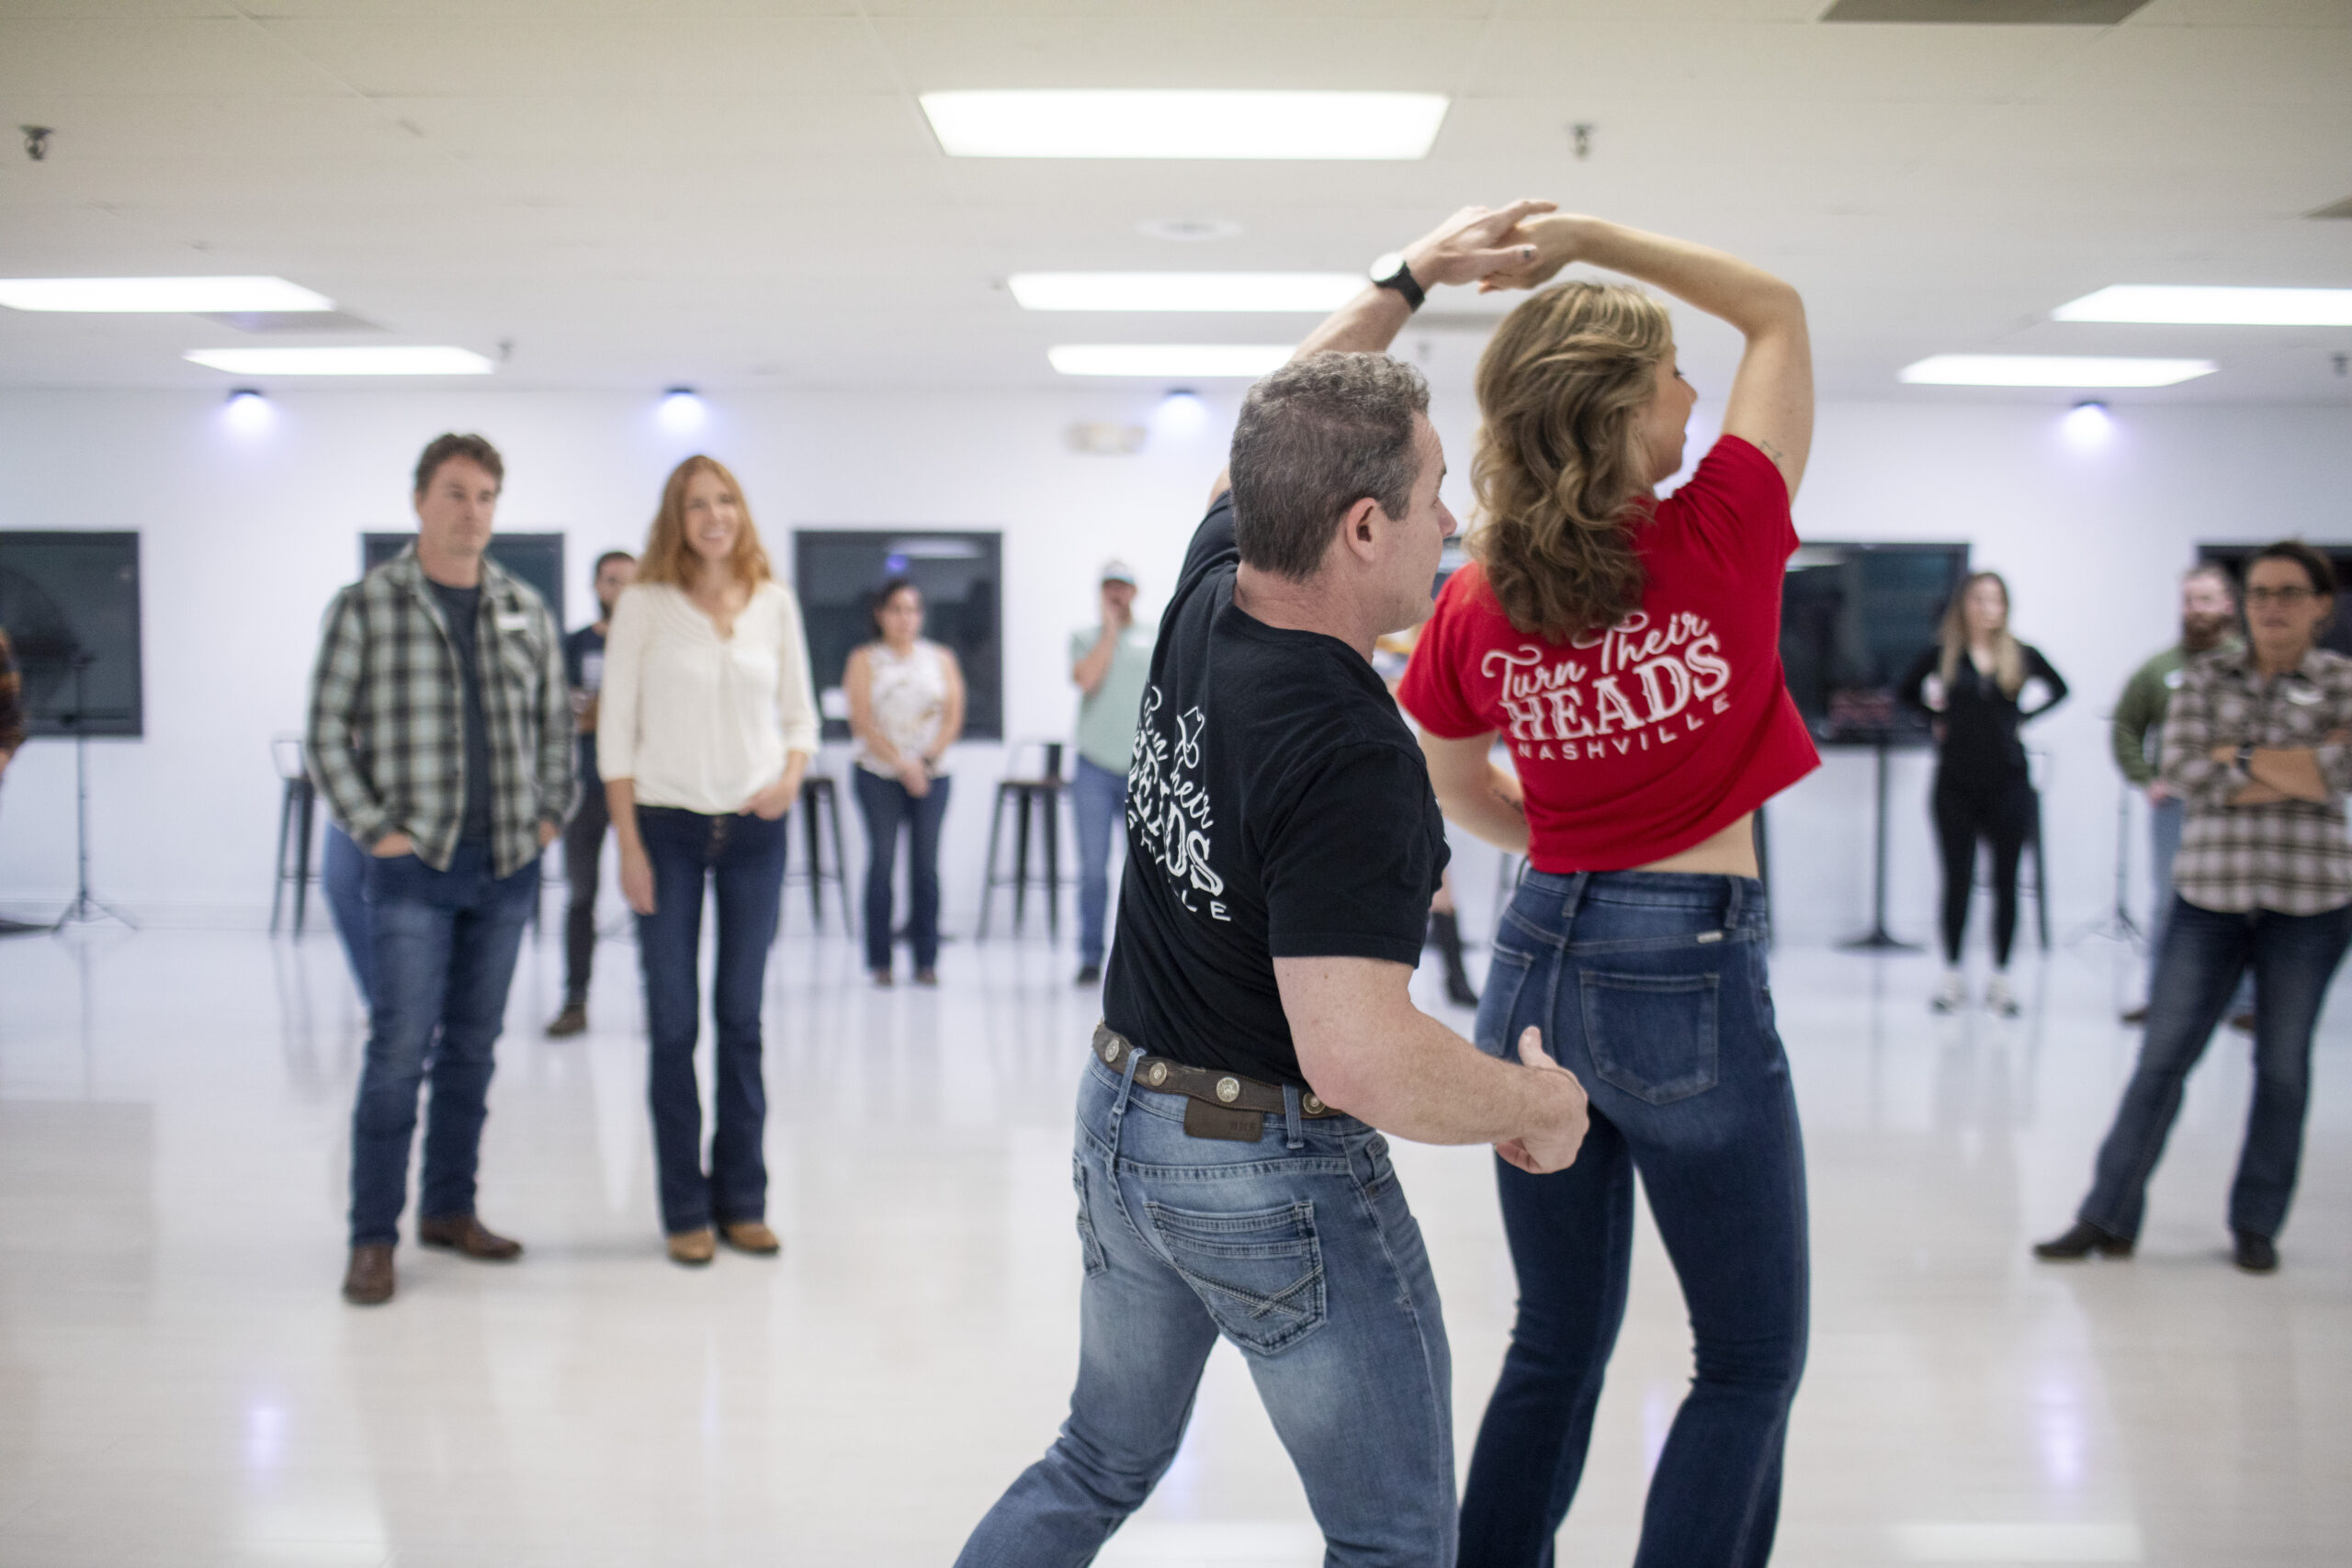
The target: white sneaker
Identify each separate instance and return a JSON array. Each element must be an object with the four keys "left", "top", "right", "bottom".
[
  {"left": 1929, "top": 972, "right": 1966, "bottom": 1013},
  {"left": 1984, "top": 974, "right": 2019, "bottom": 1018}
]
